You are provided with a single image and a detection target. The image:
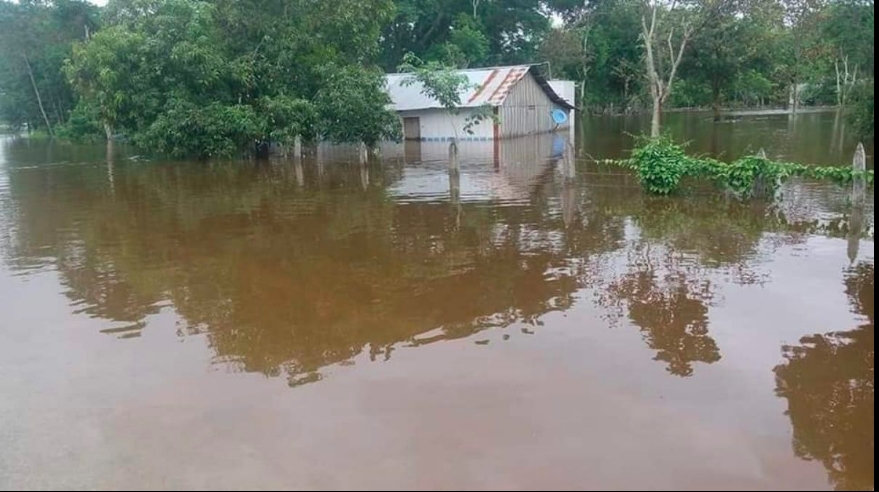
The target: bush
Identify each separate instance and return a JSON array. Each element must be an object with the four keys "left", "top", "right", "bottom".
[
  {"left": 630, "top": 136, "right": 694, "bottom": 195},
  {"left": 56, "top": 101, "right": 105, "bottom": 142},
  {"left": 611, "top": 136, "right": 874, "bottom": 197}
]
